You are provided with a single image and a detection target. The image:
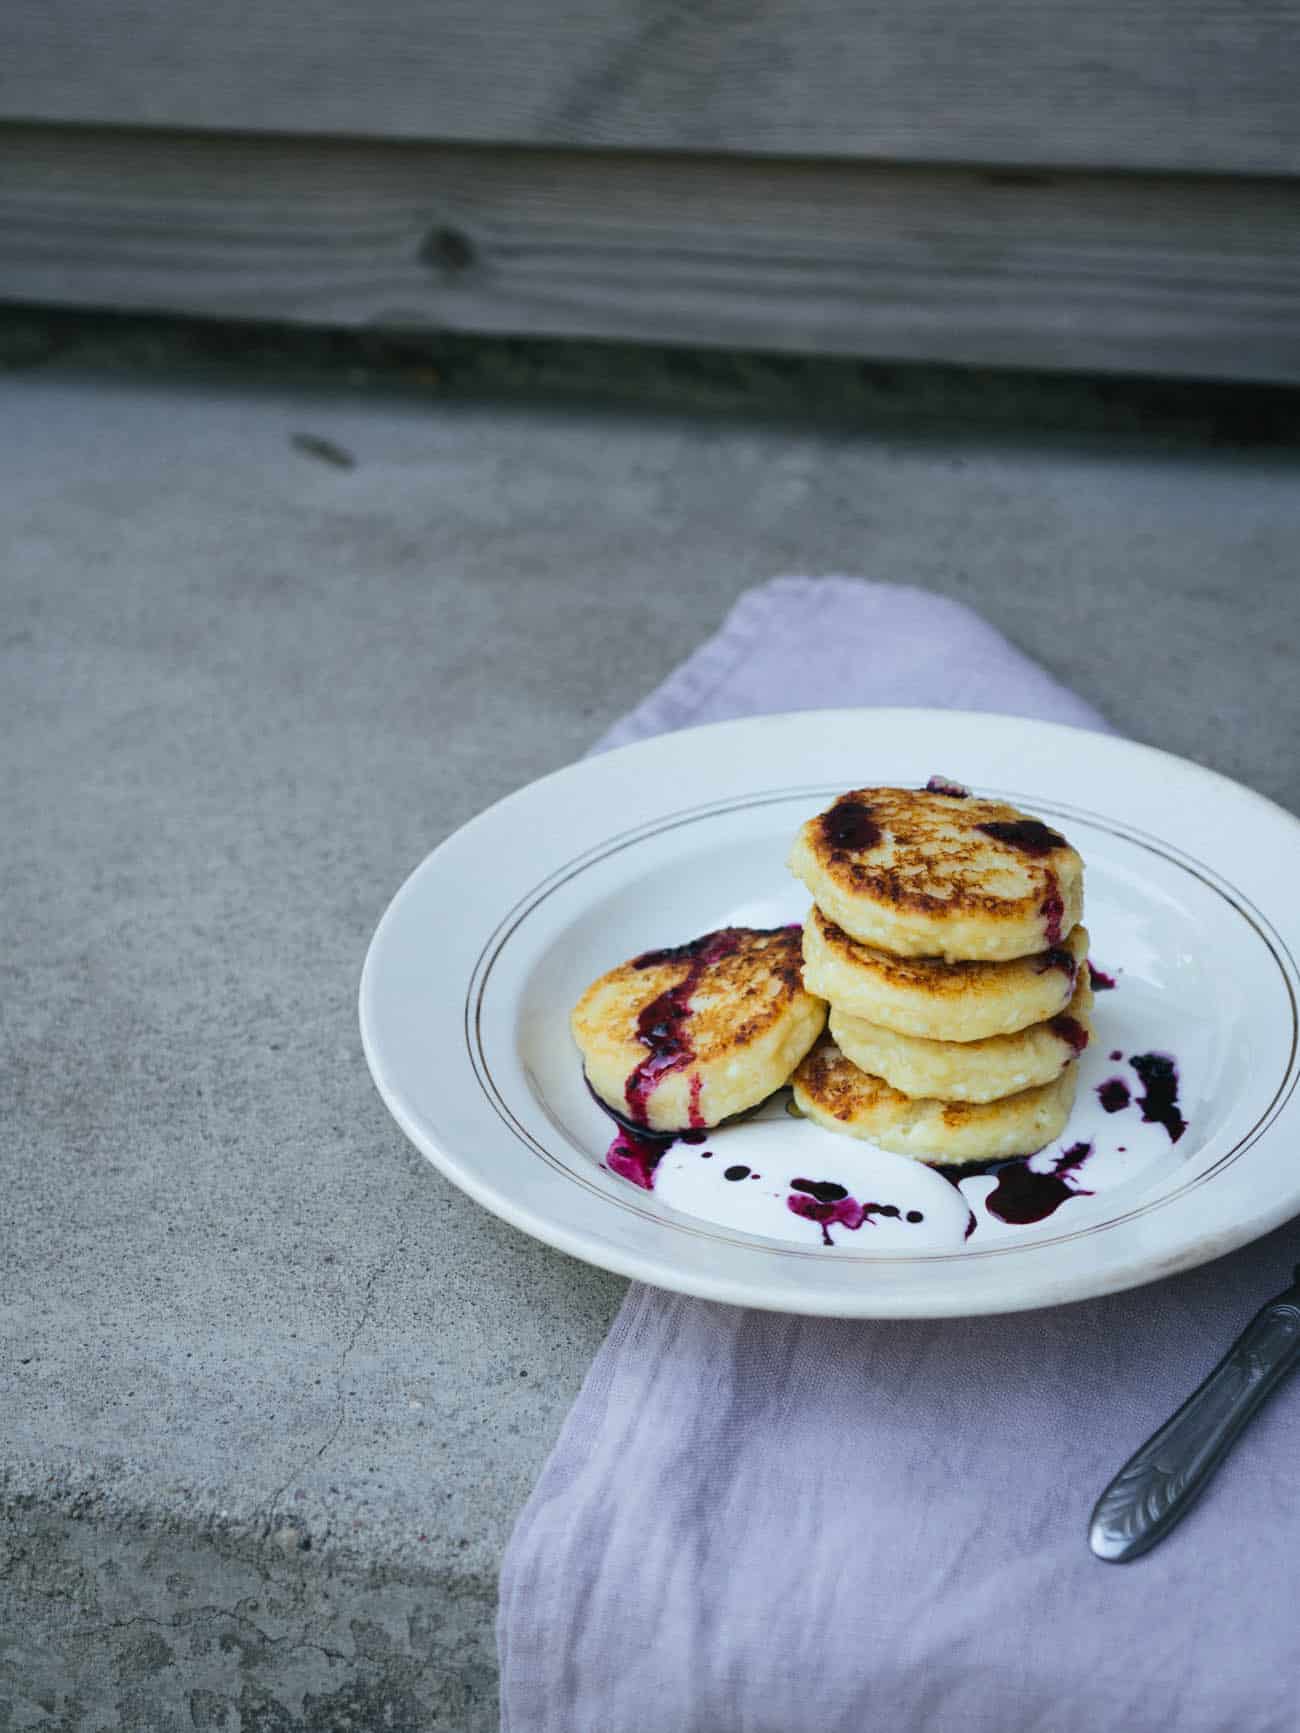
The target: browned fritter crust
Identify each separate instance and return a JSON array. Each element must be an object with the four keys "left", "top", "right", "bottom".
[{"left": 801, "top": 789, "right": 1075, "bottom": 921}]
